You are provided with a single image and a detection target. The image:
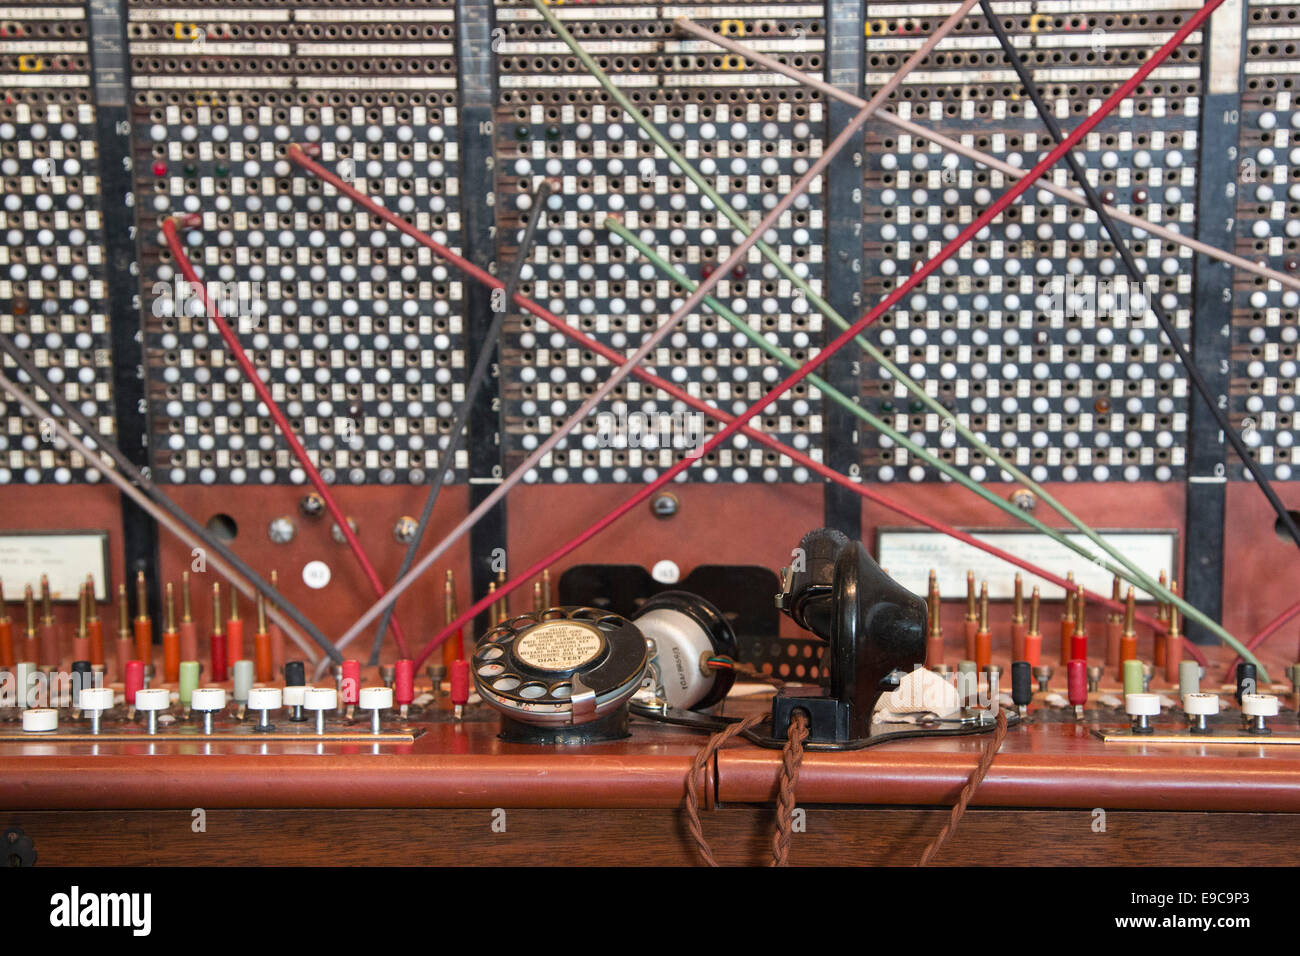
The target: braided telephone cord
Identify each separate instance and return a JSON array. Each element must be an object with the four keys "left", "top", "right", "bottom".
[
  {"left": 771, "top": 710, "right": 810, "bottom": 866},
  {"left": 917, "top": 707, "right": 1008, "bottom": 866},
  {"left": 683, "top": 714, "right": 766, "bottom": 866}
]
